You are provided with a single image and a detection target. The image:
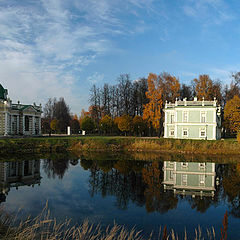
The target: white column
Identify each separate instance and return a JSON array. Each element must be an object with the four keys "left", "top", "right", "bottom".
[
  {"left": 39, "top": 117, "right": 41, "bottom": 135},
  {"left": 9, "top": 115, "right": 12, "bottom": 134}
]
